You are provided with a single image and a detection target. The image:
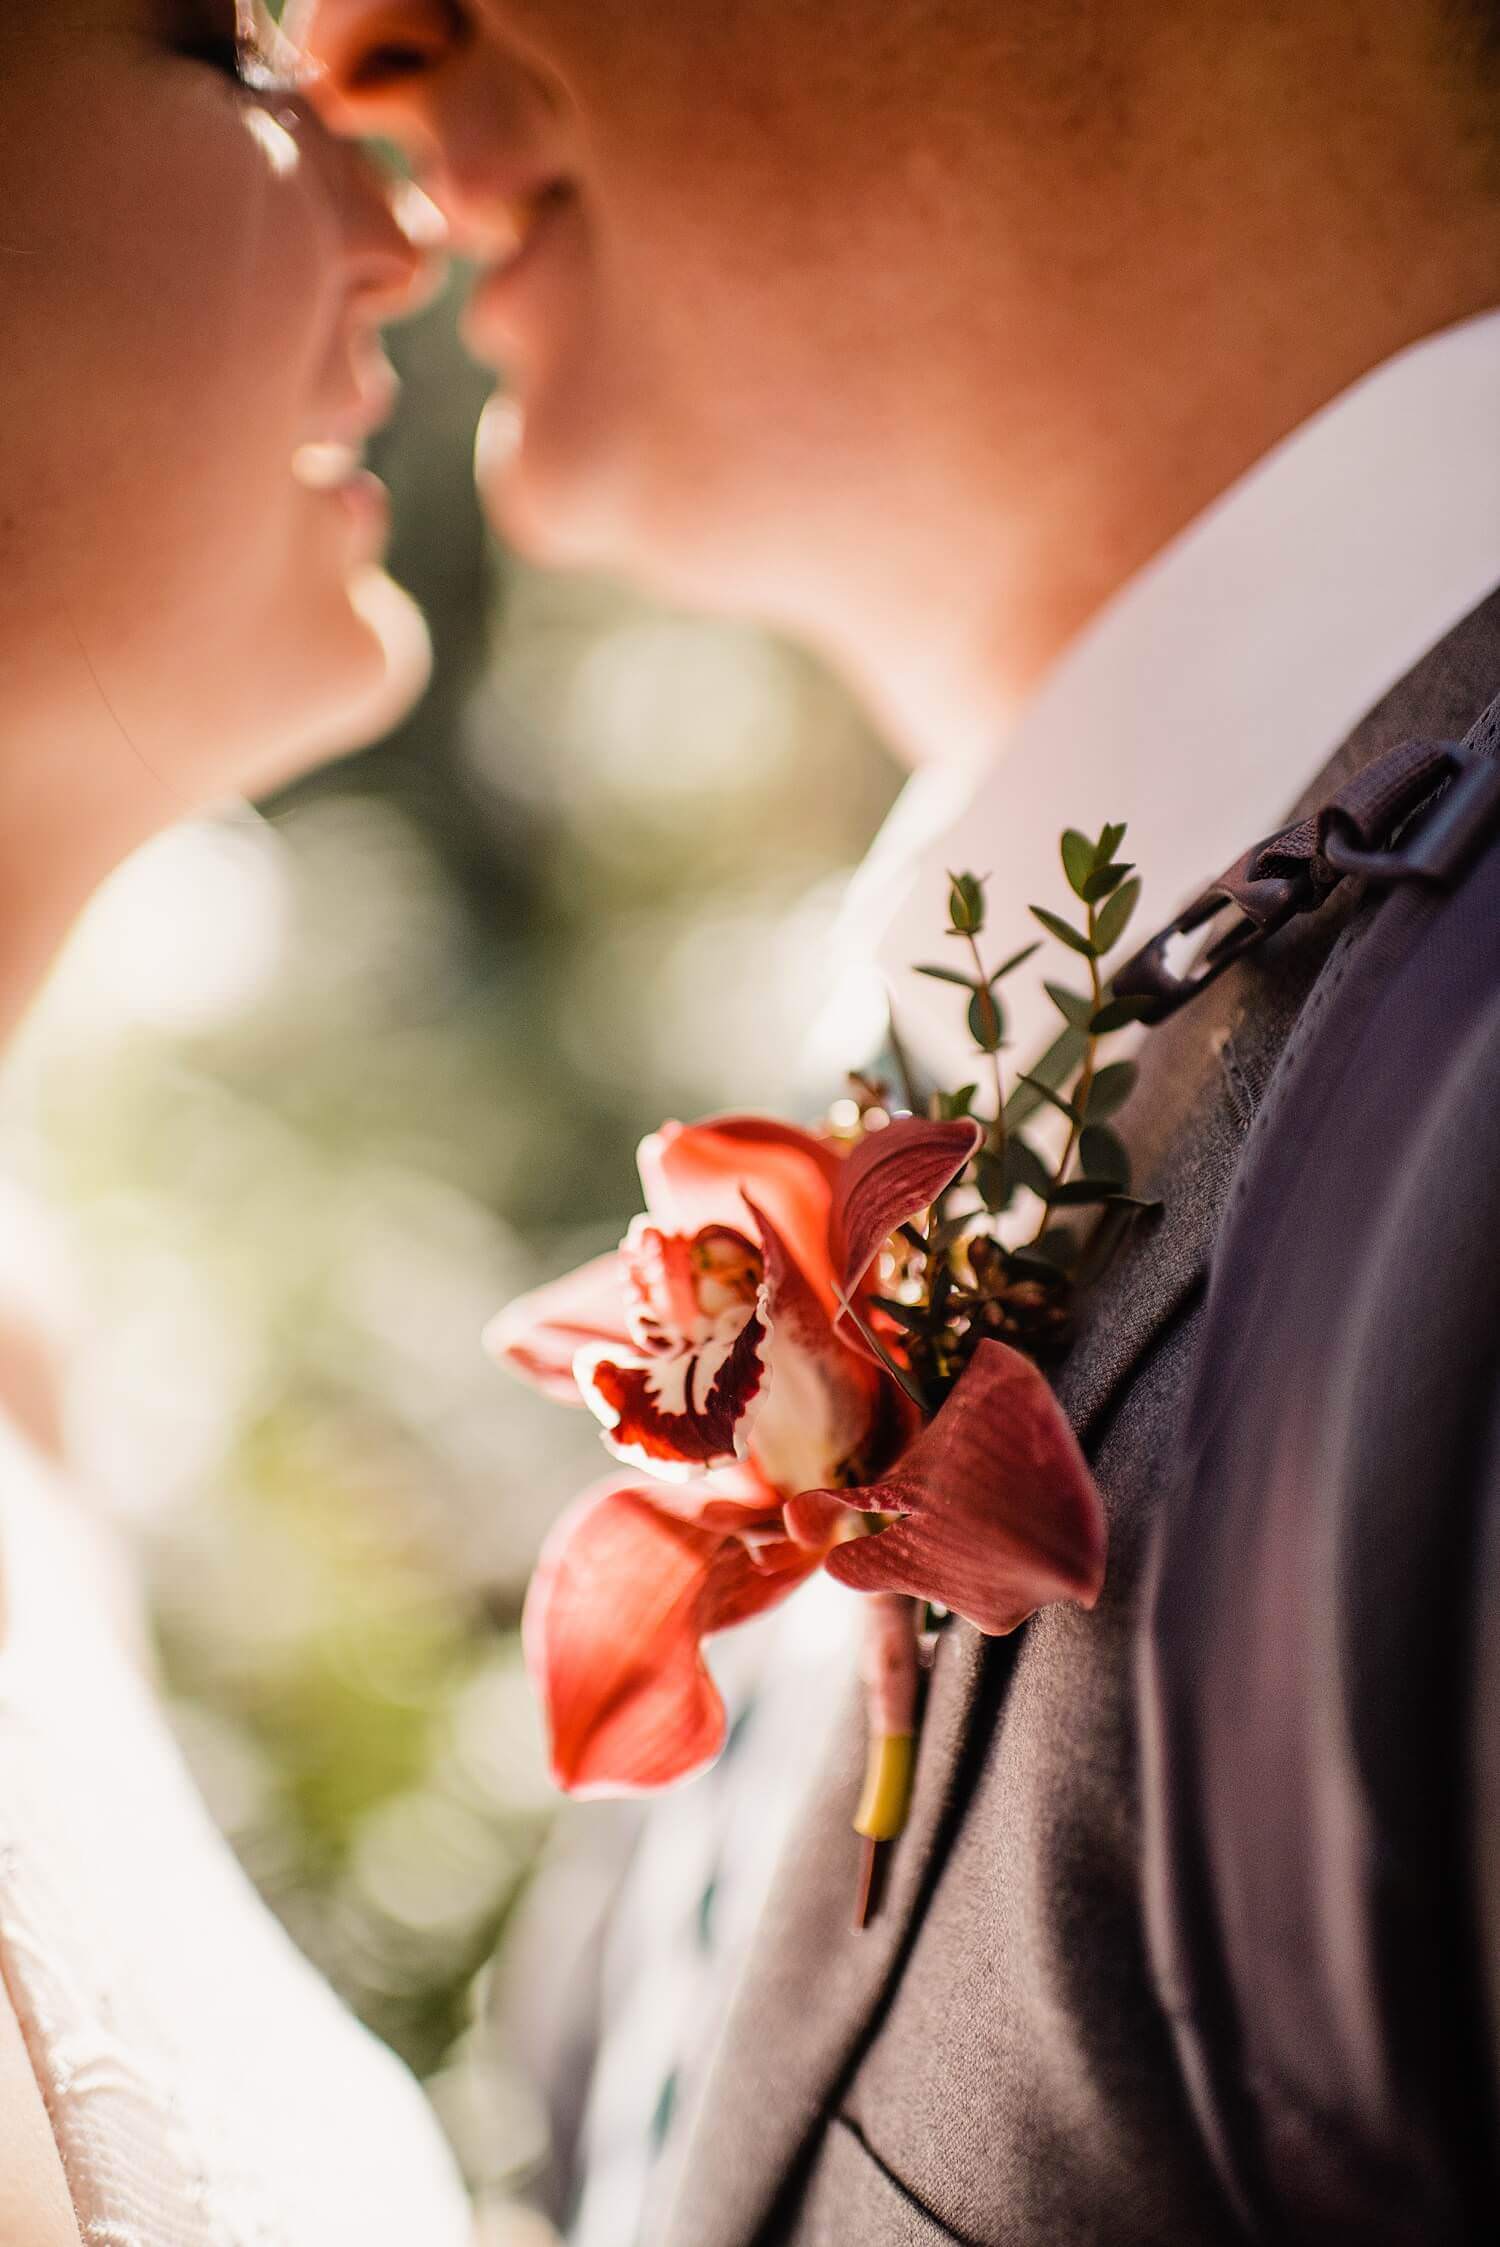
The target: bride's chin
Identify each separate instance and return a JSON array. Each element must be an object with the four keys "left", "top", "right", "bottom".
[
  {"left": 343, "top": 567, "right": 433, "bottom": 739},
  {"left": 234, "top": 570, "right": 433, "bottom": 798}
]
